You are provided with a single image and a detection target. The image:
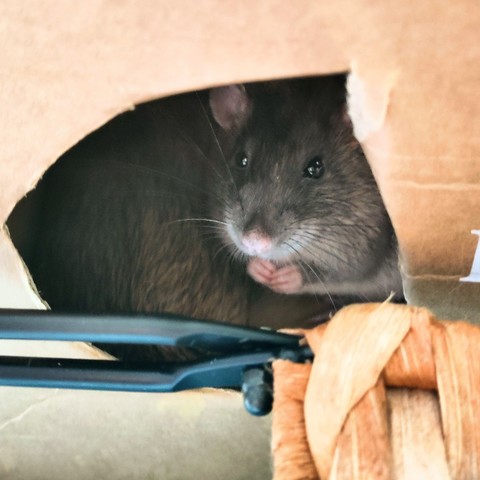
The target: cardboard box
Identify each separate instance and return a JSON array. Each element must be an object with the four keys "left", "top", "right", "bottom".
[{"left": 0, "top": 1, "right": 479, "bottom": 478}]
